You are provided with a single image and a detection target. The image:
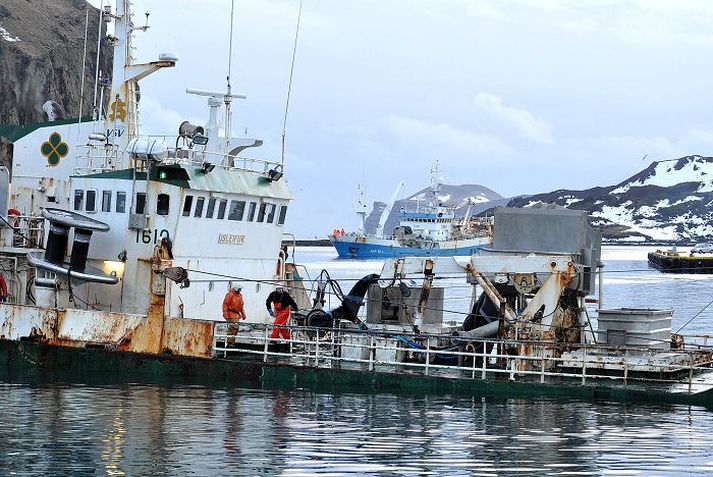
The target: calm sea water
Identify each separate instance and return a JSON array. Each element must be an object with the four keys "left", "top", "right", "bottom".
[{"left": 2, "top": 245, "right": 713, "bottom": 476}]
